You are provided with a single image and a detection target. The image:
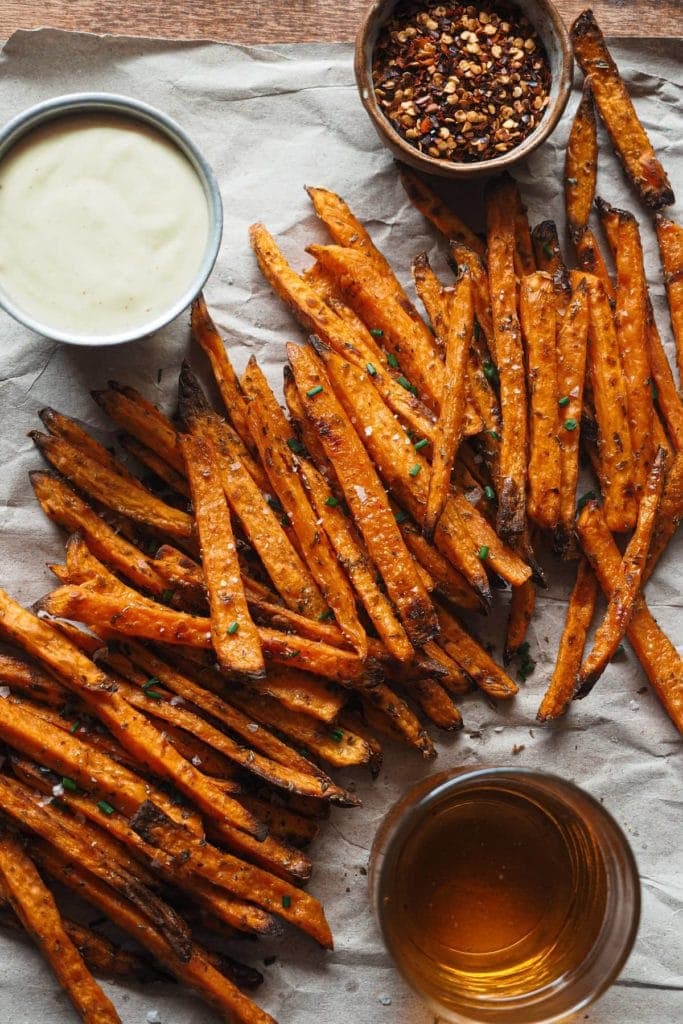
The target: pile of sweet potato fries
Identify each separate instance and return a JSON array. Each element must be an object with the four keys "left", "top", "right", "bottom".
[{"left": 0, "top": 10, "right": 680, "bottom": 1024}]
